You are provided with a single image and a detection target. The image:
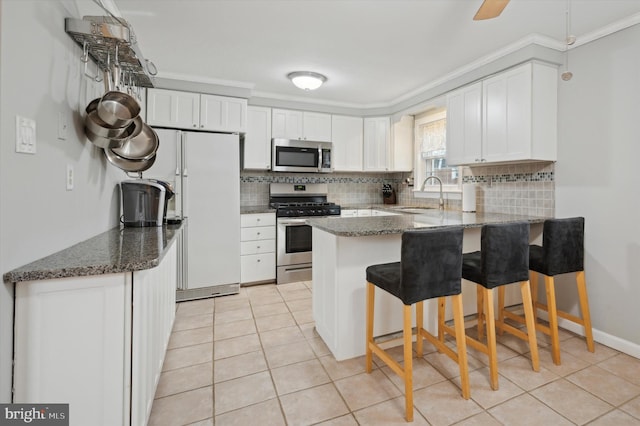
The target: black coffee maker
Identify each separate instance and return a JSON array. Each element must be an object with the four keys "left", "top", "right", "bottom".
[
  {"left": 120, "top": 179, "right": 174, "bottom": 227},
  {"left": 382, "top": 184, "right": 396, "bottom": 204}
]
